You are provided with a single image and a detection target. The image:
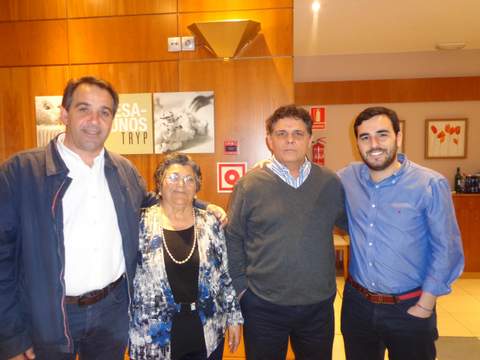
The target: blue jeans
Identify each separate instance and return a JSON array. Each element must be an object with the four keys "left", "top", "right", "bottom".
[
  {"left": 240, "top": 289, "right": 335, "bottom": 360},
  {"left": 33, "top": 278, "right": 129, "bottom": 360},
  {"left": 341, "top": 282, "right": 438, "bottom": 360}
]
